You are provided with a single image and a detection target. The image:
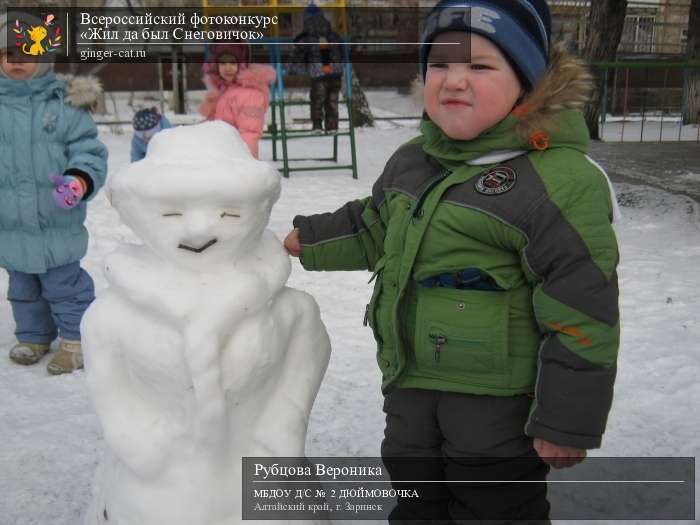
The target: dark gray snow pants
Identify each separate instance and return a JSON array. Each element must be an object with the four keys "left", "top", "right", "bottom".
[{"left": 381, "top": 388, "right": 551, "bottom": 525}]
